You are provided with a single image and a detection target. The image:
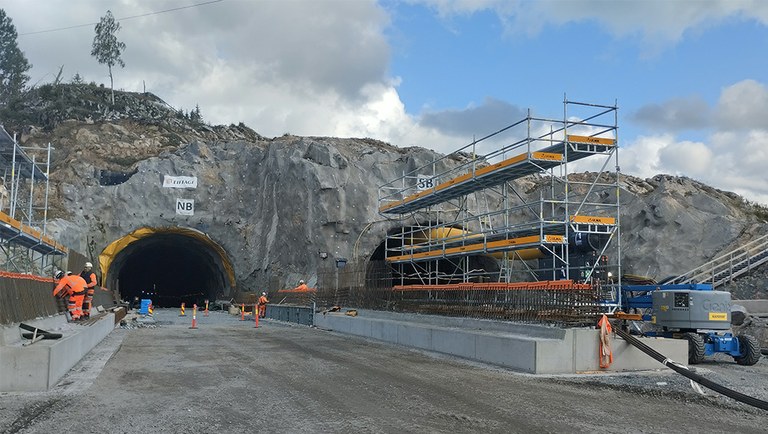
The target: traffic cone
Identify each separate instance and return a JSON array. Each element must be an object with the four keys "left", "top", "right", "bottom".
[
  {"left": 204, "top": 299, "right": 209, "bottom": 317},
  {"left": 240, "top": 303, "right": 245, "bottom": 321},
  {"left": 190, "top": 304, "right": 198, "bottom": 329},
  {"left": 180, "top": 302, "right": 186, "bottom": 317},
  {"left": 254, "top": 304, "right": 259, "bottom": 328}
]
